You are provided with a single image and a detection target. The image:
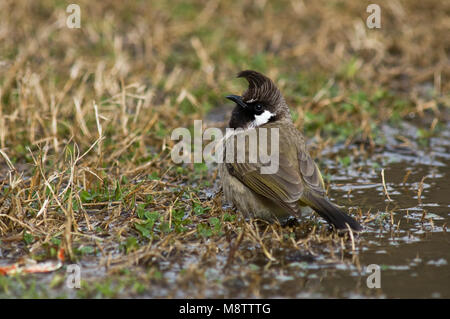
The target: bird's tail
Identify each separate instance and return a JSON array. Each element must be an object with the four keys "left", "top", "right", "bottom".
[{"left": 303, "top": 193, "right": 362, "bottom": 231}]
